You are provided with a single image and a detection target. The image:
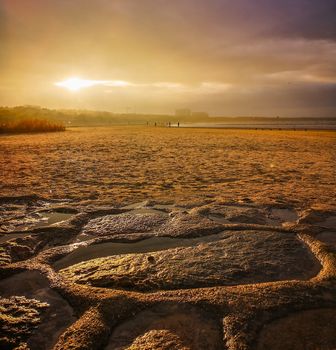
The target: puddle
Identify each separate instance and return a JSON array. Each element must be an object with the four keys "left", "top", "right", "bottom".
[
  {"left": 54, "top": 233, "right": 224, "bottom": 271},
  {"left": 321, "top": 216, "right": 336, "bottom": 229},
  {"left": 125, "top": 208, "right": 170, "bottom": 216},
  {"left": 208, "top": 214, "right": 231, "bottom": 224},
  {"left": 316, "top": 232, "right": 336, "bottom": 247},
  {"left": 0, "top": 211, "right": 74, "bottom": 243},
  {"left": 0, "top": 232, "right": 33, "bottom": 244},
  {"left": 268, "top": 208, "right": 298, "bottom": 225},
  {"left": 257, "top": 308, "right": 336, "bottom": 350},
  {"left": 12, "top": 211, "right": 74, "bottom": 232},
  {"left": 32, "top": 212, "right": 73, "bottom": 228}
]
